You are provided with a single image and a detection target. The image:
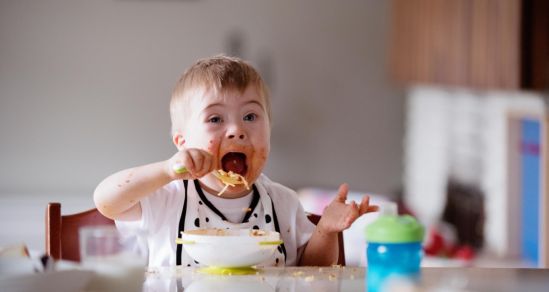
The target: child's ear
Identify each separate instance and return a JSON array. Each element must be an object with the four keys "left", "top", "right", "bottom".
[{"left": 172, "top": 133, "right": 185, "bottom": 150}]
